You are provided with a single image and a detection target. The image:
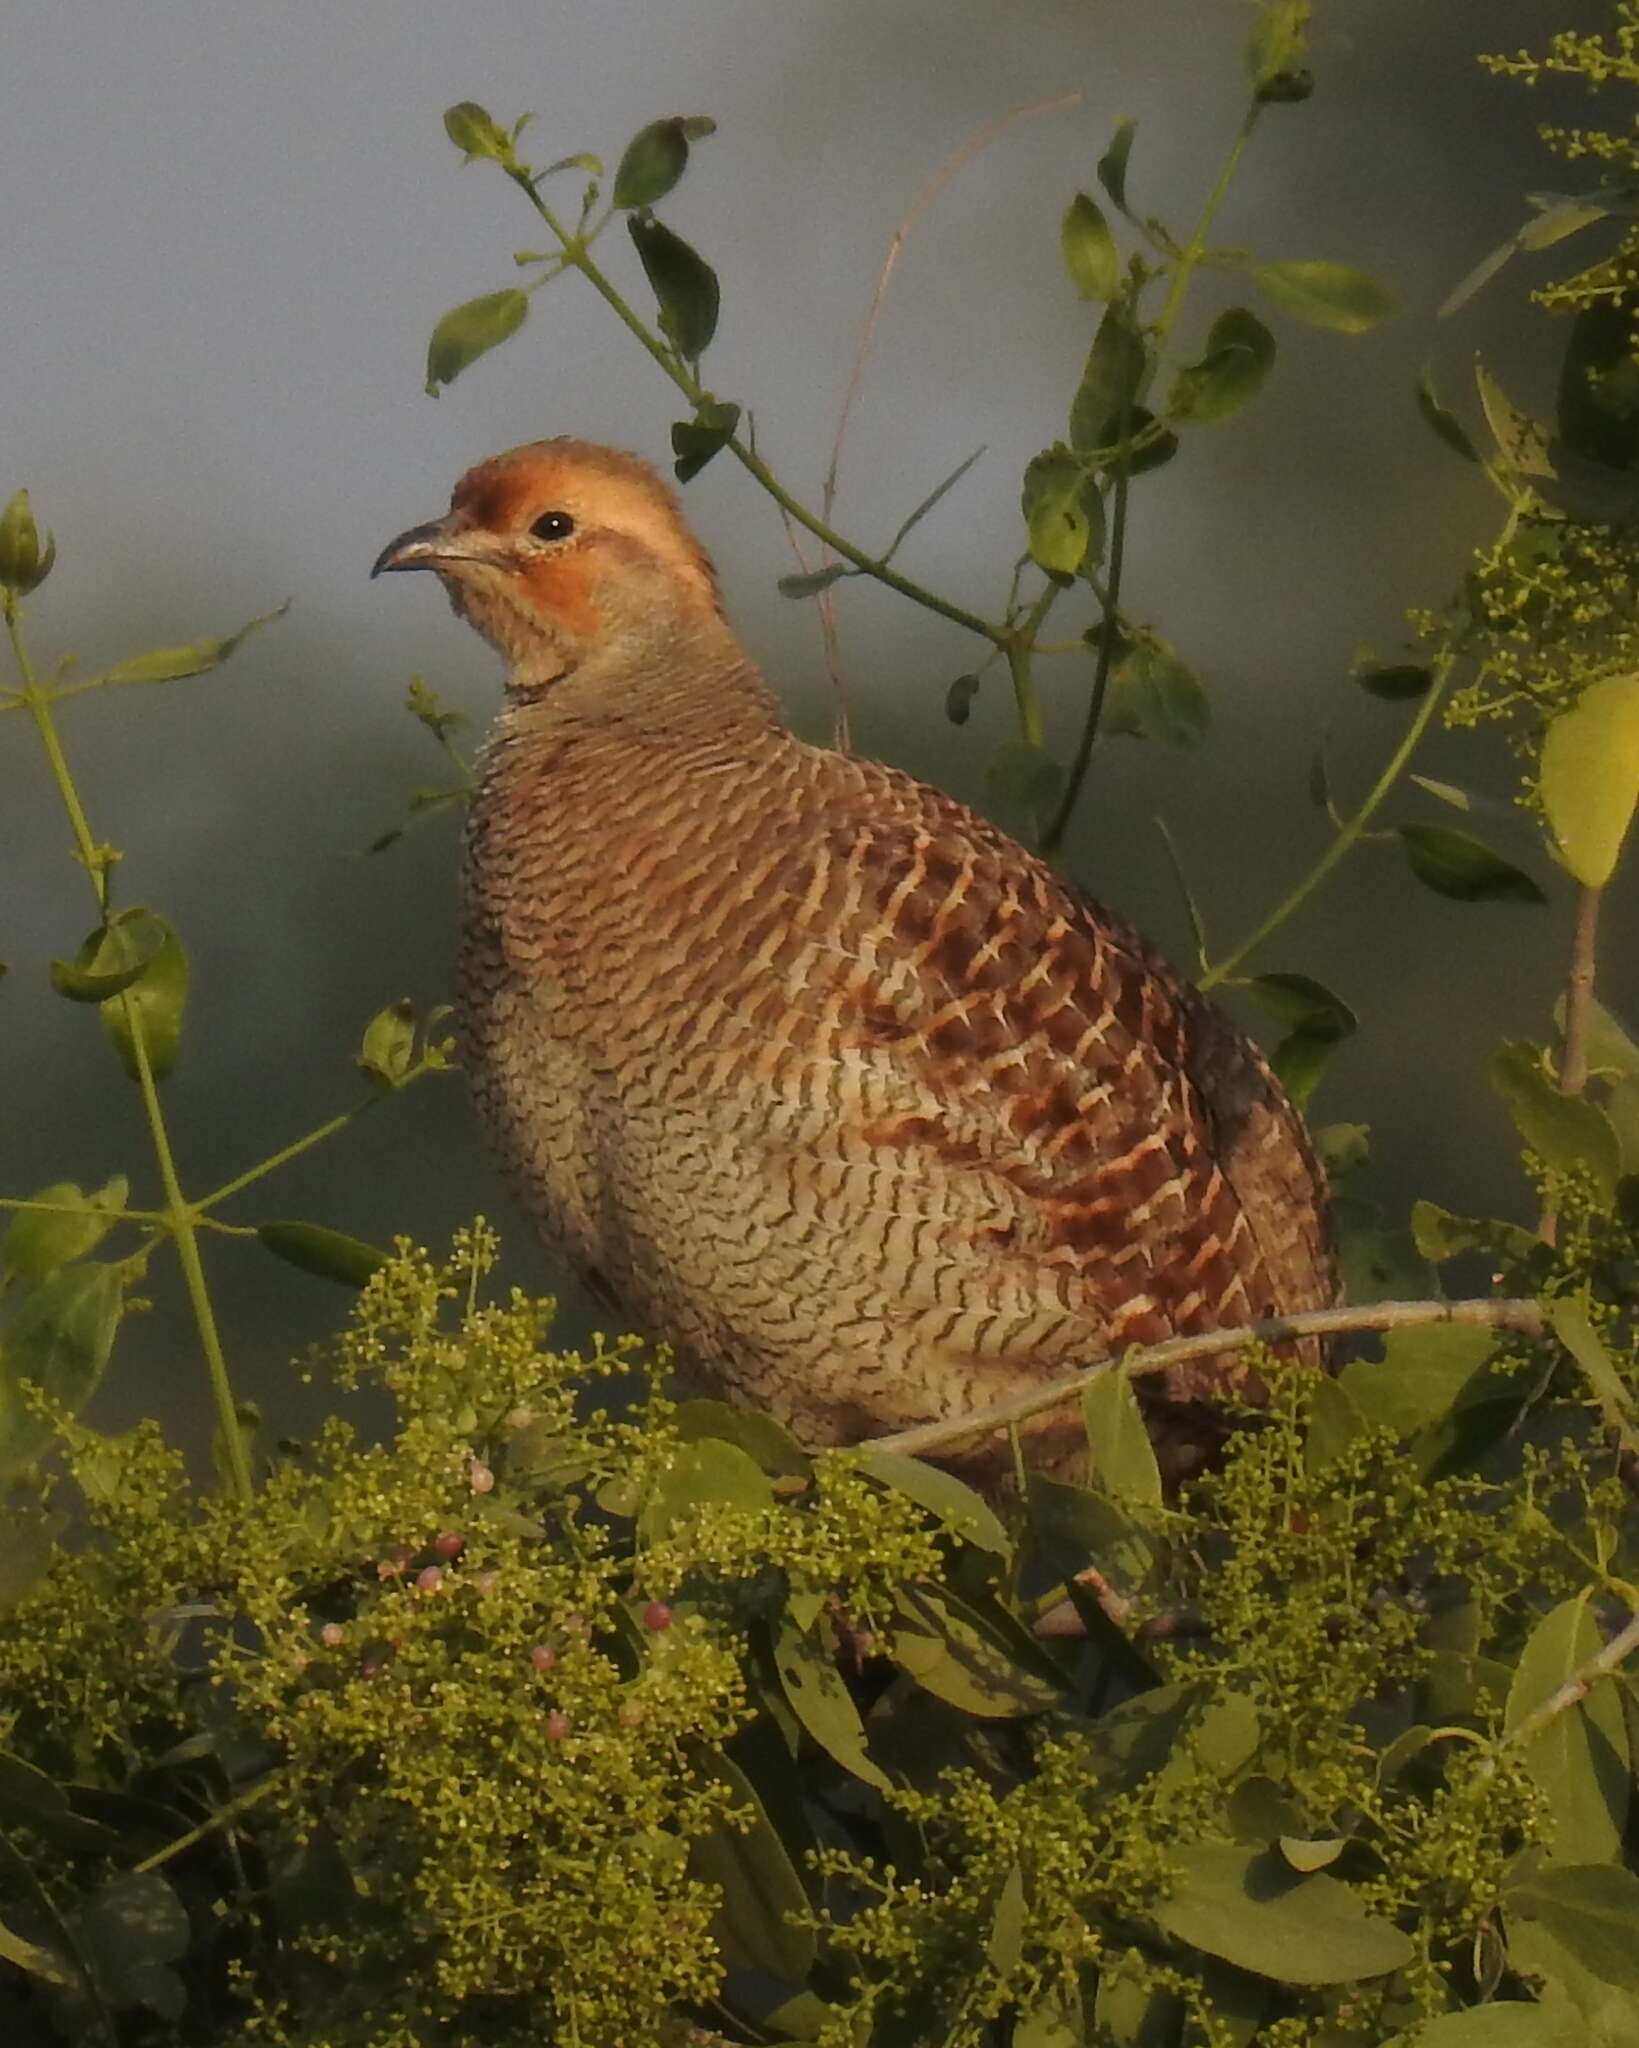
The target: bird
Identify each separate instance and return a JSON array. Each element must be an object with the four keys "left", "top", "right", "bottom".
[{"left": 373, "top": 438, "right": 1335, "bottom": 1483}]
